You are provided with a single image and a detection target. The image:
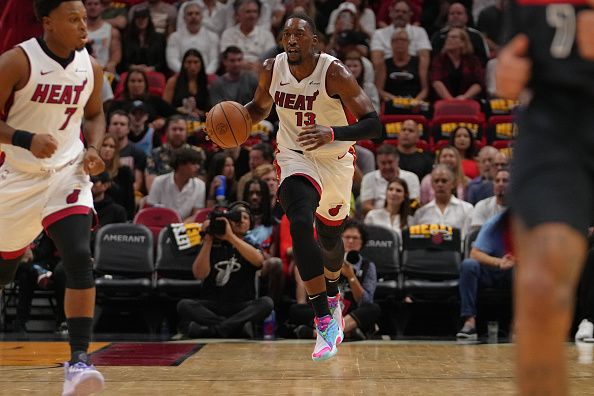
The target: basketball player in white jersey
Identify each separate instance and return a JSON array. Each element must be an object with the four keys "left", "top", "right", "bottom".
[
  {"left": 0, "top": 1, "right": 106, "bottom": 394},
  {"left": 245, "top": 14, "right": 382, "bottom": 361}
]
